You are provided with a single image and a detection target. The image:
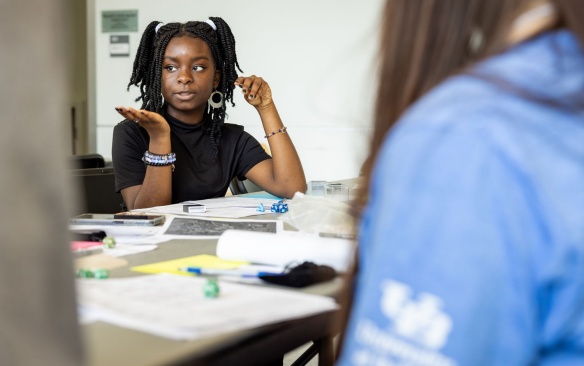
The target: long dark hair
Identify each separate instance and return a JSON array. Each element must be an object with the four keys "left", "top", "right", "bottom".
[
  {"left": 358, "top": 0, "right": 584, "bottom": 209},
  {"left": 127, "top": 17, "right": 243, "bottom": 157},
  {"left": 356, "top": 0, "right": 527, "bottom": 210}
]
